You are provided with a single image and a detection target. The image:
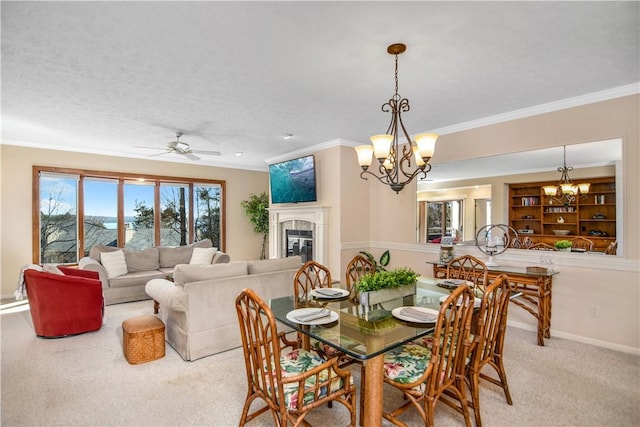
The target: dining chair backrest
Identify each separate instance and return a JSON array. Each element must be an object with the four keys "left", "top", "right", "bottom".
[
  {"left": 510, "top": 238, "right": 522, "bottom": 249},
  {"left": 344, "top": 254, "right": 375, "bottom": 292},
  {"left": 446, "top": 255, "right": 488, "bottom": 294},
  {"left": 605, "top": 240, "right": 618, "bottom": 255},
  {"left": 472, "top": 274, "right": 511, "bottom": 369},
  {"left": 570, "top": 236, "right": 594, "bottom": 251},
  {"left": 528, "top": 242, "right": 558, "bottom": 251},
  {"left": 293, "top": 260, "right": 332, "bottom": 300},
  {"left": 467, "top": 274, "right": 513, "bottom": 426},
  {"left": 428, "top": 284, "right": 475, "bottom": 397},
  {"left": 235, "top": 288, "right": 286, "bottom": 412}
]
